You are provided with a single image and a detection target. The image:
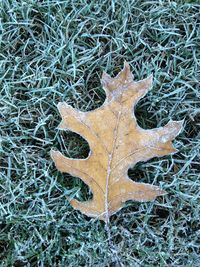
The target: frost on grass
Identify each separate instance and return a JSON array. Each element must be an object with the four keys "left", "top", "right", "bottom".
[{"left": 1, "top": 1, "right": 199, "bottom": 265}]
